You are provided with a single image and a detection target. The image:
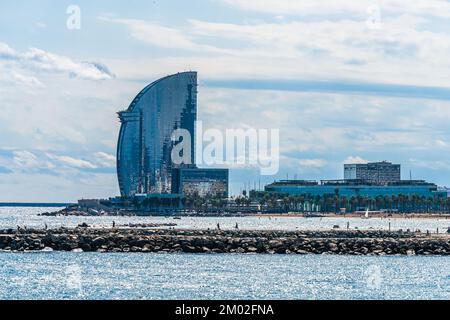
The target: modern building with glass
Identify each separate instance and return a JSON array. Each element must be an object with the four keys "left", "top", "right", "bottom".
[
  {"left": 265, "top": 179, "right": 447, "bottom": 198},
  {"left": 172, "top": 168, "right": 229, "bottom": 197},
  {"left": 116, "top": 71, "right": 229, "bottom": 199},
  {"left": 116, "top": 72, "right": 197, "bottom": 197},
  {"left": 344, "top": 161, "right": 400, "bottom": 184}
]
